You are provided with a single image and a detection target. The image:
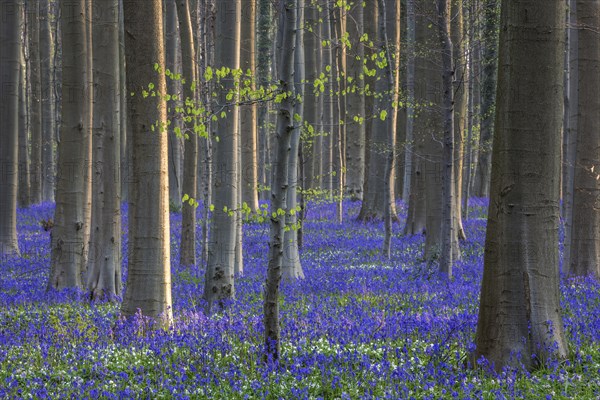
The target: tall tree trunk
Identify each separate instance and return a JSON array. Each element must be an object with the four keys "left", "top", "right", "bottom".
[
  {"left": 18, "top": 46, "right": 30, "bottom": 207},
  {"left": 438, "top": 0, "right": 456, "bottom": 277},
  {"left": 203, "top": 0, "right": 241, "bottom": 313},
  {"left": 240, "top": 0, "right": 259, "bottom": 211},
  {"left": 331, "top": 2, "right": 346, "bottom": 223},
  {"left": 0, "top": 0, "right": 22, "bottom": 257},
  {"left": 378, "top": 0, "right": 398, "bottom": 258},
  {"left": 451, "top": 0, "right": 467, "bottom": 240},
  {"left": 121, "top": 0, "right": 172, "bottom": 322},
  {"left": 303, "top": 3, "right": 320, "bottom": 191},
  {"left": 264, "top": 0, "right": 296, "bottom": 363},
  {"left": 28, "top": 0, "right": 42, "bottom": 204},
  {"left": 568, "top": 0, "right": 600, "bottom": 278},
  {"left": 345, "top": 1, "right": 366, "bottom": 201},
  {"left": 563, "top": 0, "right": 578, "bottom": 272},
  {"left": 282, "top": 0, "right": 305, "bottom": 281},
  {"left": 48, "top": 0, "right": 90, "bottom": 290},
  {"left": 402, "top": 0, "right": 416, "bottom": 204},
  {"left": 87, "top": 0, "right": 122, "bottom": 300},
  {"left": 474, "top": 0, "right": 567, "bottom": 371},
  {"left": 177, "top": 0, "right": 199, "bottom": 268},
  {"left": 40, "top": 0, "right": 56, "bottom": 202},
  {"left": 321, "top": 4, "right": 334, "bottom": 196},
  {"left": 166, "top": 0, "right": 183, "bottom": 210},
  {"left": 473, "top": 0, "right": 499, "bottom": 197}
]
